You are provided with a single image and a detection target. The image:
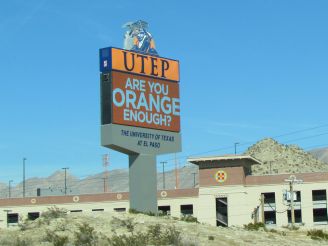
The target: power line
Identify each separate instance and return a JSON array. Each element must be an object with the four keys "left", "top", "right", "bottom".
[
  {"left": 161, "top": 124, "right": 328, "bottom": 163},
  {"left": 273, "top": 124, "right": 328, "bottom": 139},
  {"left": 283, "top": 132, "right": 328, "bottom": 144}
]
